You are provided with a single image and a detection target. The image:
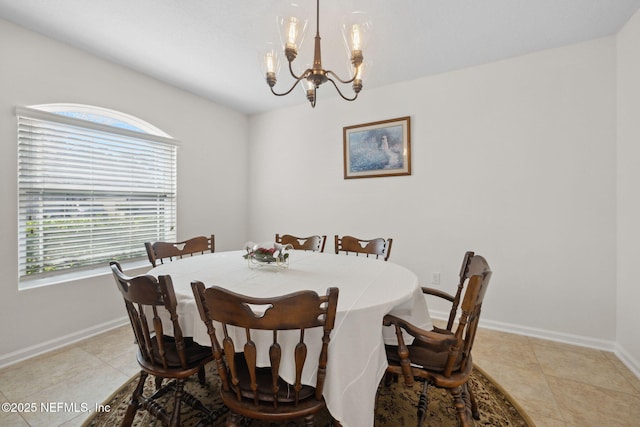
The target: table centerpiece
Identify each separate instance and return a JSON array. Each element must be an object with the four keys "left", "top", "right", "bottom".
[{"left": 243, "top": 241, "right": 293, "bottom": 269}]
